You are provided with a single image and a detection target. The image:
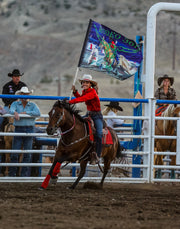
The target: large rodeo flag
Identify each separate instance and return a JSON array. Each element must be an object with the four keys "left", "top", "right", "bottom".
[{"left": 78, "top": 19, "right": 143, "bottom": 80}]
